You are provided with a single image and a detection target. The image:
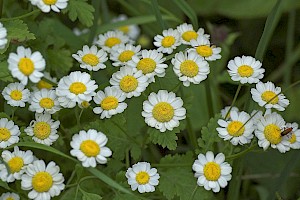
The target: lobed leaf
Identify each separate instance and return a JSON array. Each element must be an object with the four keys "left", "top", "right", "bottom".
[{"left": 0, "top": 61, "right": 13, "bottom": 82}]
